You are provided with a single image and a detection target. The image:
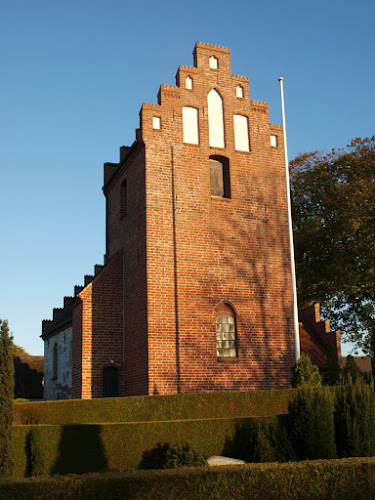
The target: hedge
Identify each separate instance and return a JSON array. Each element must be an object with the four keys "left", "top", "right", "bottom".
[
  {"left": 2, "top": 458, "right": 375, "bottom": 499},
  {"left": 12, "top": 416, "right": 285, "bottom": 477},
  {"left": 13, "top": 389, "right": 293, "bottom": 425}
]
